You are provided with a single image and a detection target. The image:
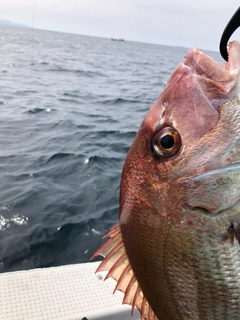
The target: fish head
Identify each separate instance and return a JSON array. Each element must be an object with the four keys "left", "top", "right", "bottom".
[
  {"left": 120, "top": 41, "right": 240, "bottom": 225},
  {"left": 119, "top": 41, "right": 240, "bottom": 319}
]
